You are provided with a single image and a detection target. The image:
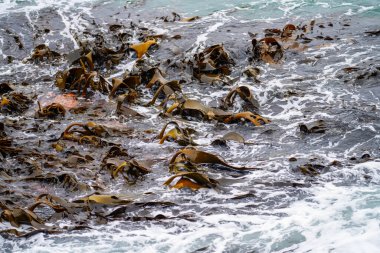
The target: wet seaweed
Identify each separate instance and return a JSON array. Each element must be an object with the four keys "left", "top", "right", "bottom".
[{"left": 0, "top": 5, "right": 378, "bottom": 240}]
